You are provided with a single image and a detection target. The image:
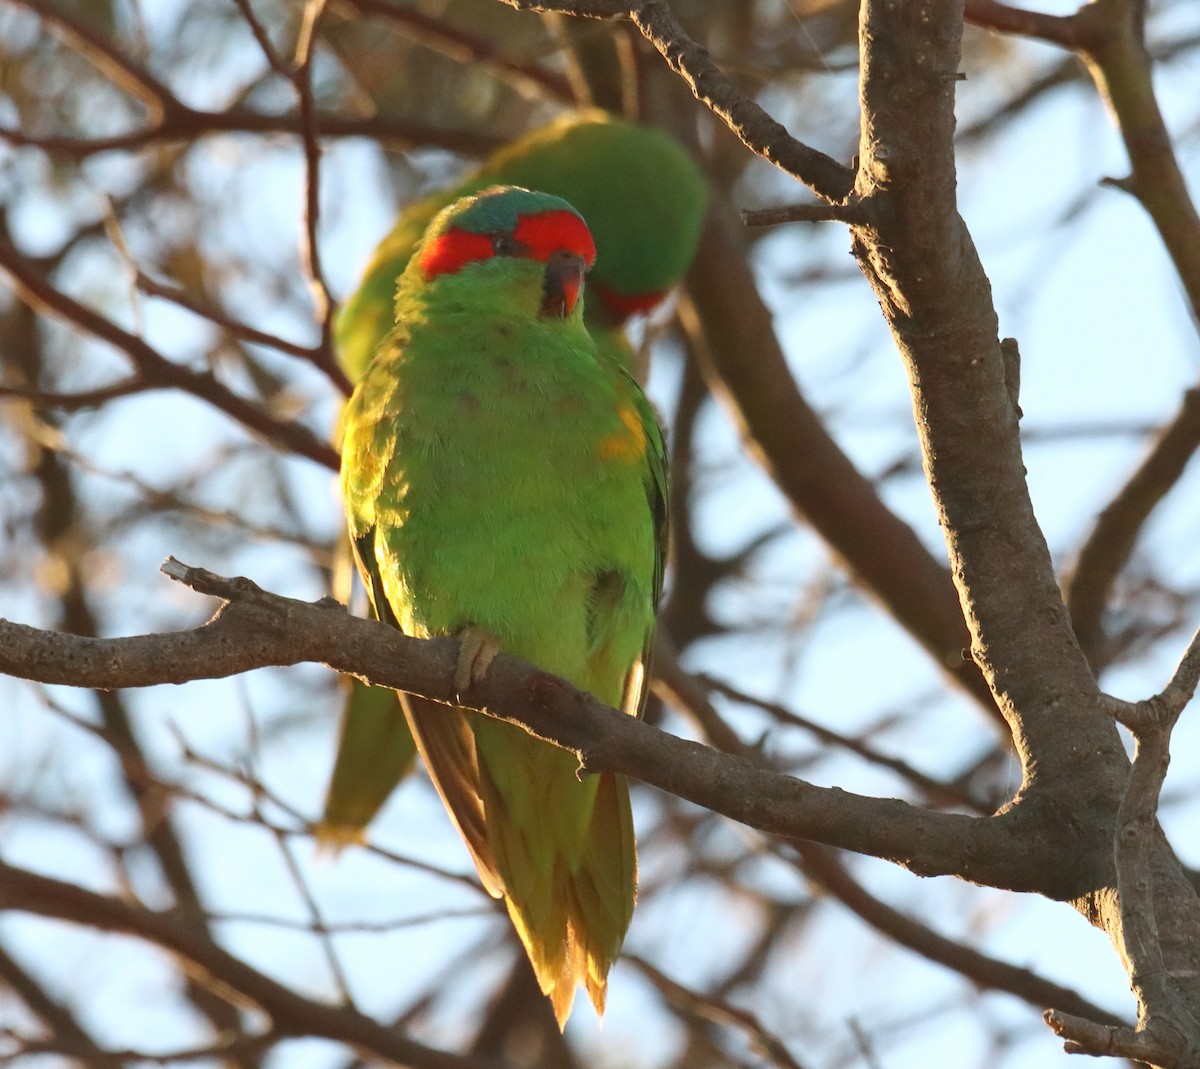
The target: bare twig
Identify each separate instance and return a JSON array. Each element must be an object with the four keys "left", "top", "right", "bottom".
[
  {"left": 0, "top": 863, "right": 501, "bottom": 1069},
  {"left": 495, "top": 0, "right": 855, "bottom": 200},
  {"left": 628, "top": 955, "right": 811, "bottom": 1069},
  {"left": 741, "top": 201, "right": 871, "bottom": 227},
  {"left": 1067, "top": 389, "right": 1200, "bottom": 667},
  {"left": 134, "top": 272, "right": 351, "bottom": 396},
  {"left": 0, "top": 231, "right": 339, "bottom": 470},
  {"left": 339, "top": 0, "right": 575, "bottom": 102}
]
